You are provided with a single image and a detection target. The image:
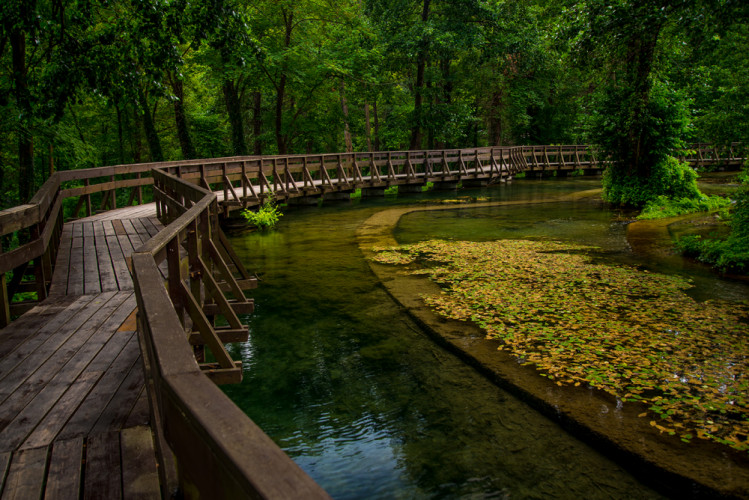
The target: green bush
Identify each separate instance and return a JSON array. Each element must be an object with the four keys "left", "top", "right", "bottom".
[
  {"left": 676, "top": 181, "right": 749, "bottom": 273},
  {"left": 637, "top": 194, "right": 730, "bottom": 220},
  {"left": 242, "top": 197, "right": 283, "bottom": 230},
  {"left": 602, "top": 156, "right": 701, "bottom": 207}
]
